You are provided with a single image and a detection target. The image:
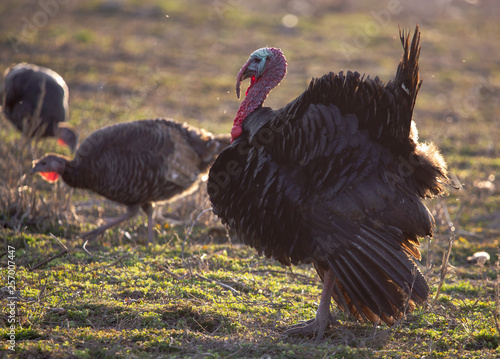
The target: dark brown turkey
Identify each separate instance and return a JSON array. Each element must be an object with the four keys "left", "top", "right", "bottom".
[
  {"left": 208, "top": 26, "right": 450, "bottom": 338},
  {"left": 1, "top": 63, "right": 77, "bottom": 151},
  {"left": 32, "top": 118, "right": 230, "bottom": 243}
]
